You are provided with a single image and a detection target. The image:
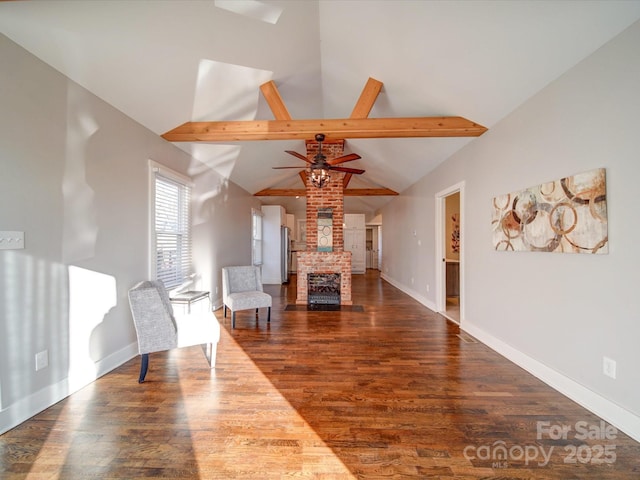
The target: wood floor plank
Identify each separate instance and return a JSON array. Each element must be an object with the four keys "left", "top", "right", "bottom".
[{"left": 1, "top": 271, "right": 639, "bottom": 478}]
